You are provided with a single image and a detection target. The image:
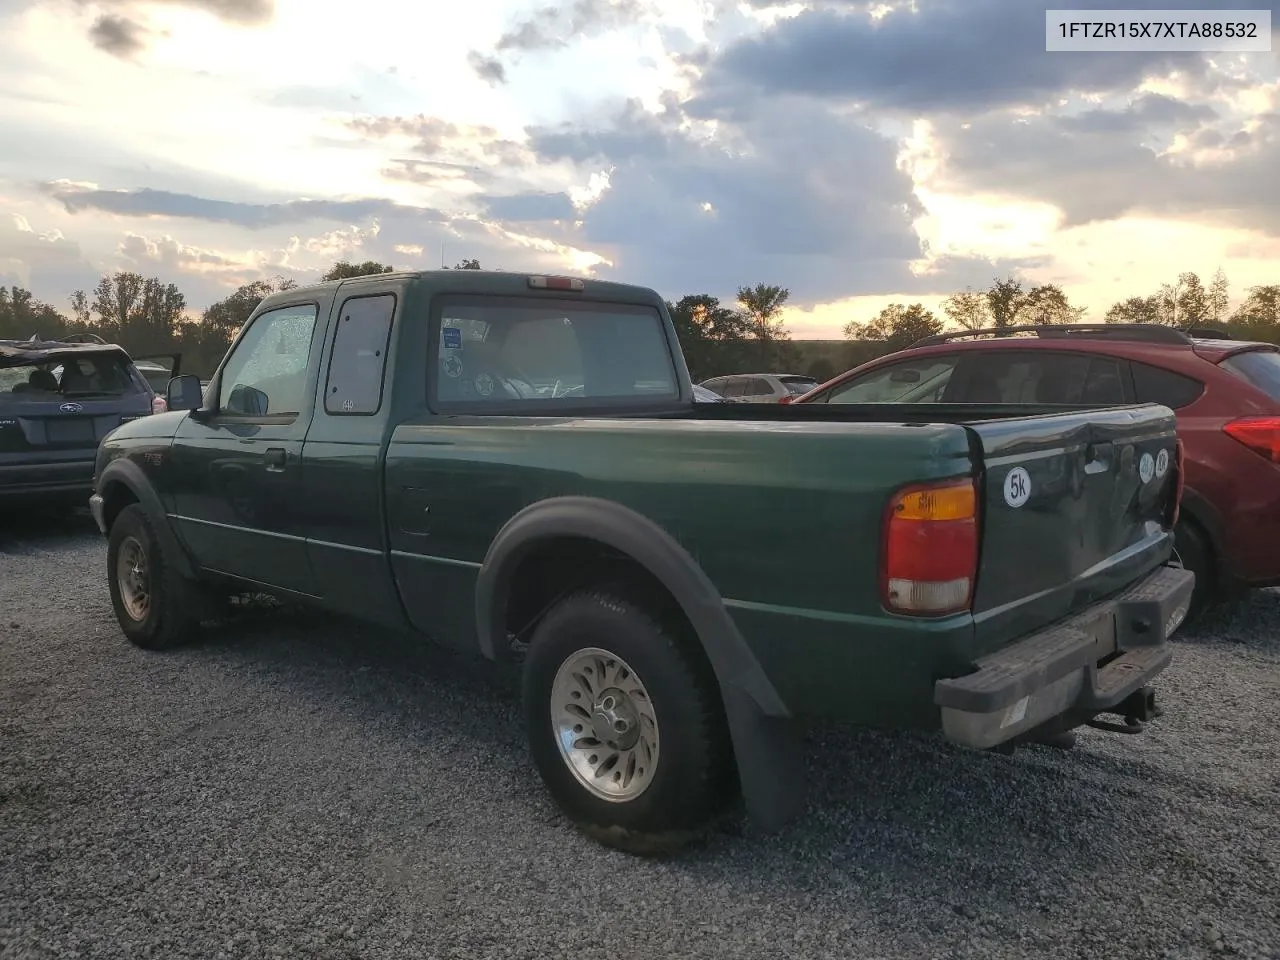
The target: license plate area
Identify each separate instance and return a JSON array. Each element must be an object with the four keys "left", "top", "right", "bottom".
[{"left": 46, "top": 419, "right": 96, "bottom": 444}]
